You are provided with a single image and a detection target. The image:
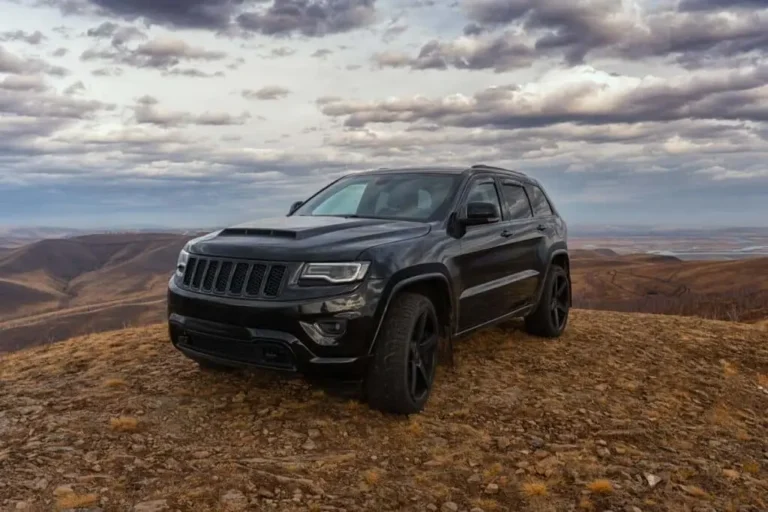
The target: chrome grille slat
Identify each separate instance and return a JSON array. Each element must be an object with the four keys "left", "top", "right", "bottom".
[{"left": 179, "top": 256, "right": 288, "bottom": 300}]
